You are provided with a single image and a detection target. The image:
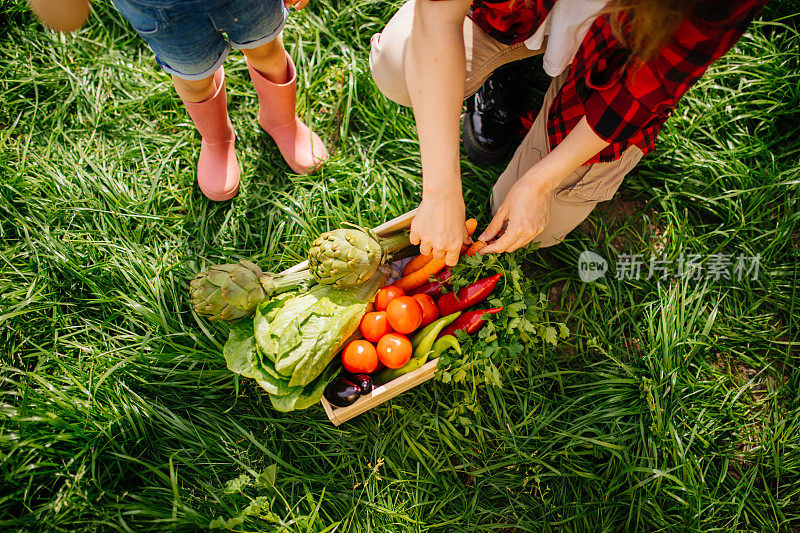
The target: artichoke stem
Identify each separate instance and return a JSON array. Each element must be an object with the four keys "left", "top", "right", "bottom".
[
  {"left": 379, "top": 232, "right": 412, "bottom": 255},
  {"left": 260, "top": 269, "right": 316, "bottom": 296}
]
